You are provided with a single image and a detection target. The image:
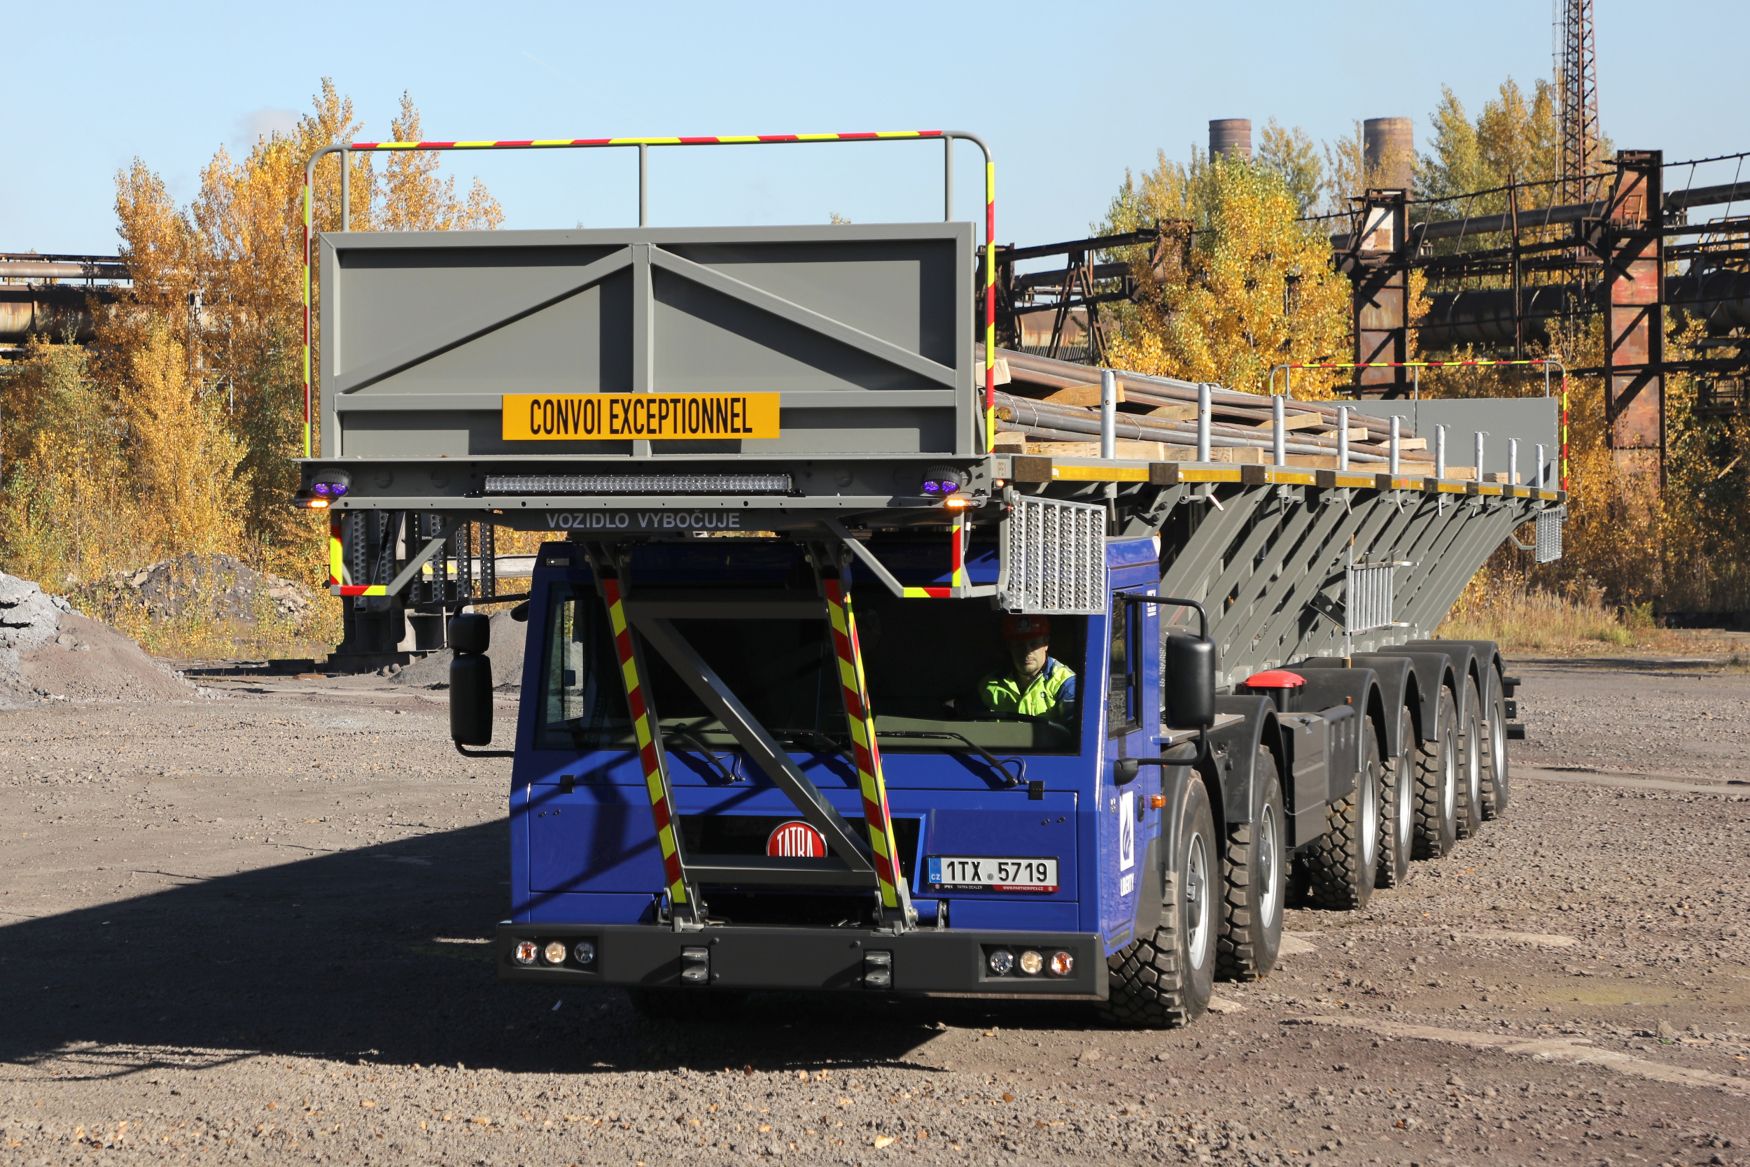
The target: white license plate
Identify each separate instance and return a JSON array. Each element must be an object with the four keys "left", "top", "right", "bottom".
[{"left": 927, "top": 856, "right": 1058, "bottom": 892}]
